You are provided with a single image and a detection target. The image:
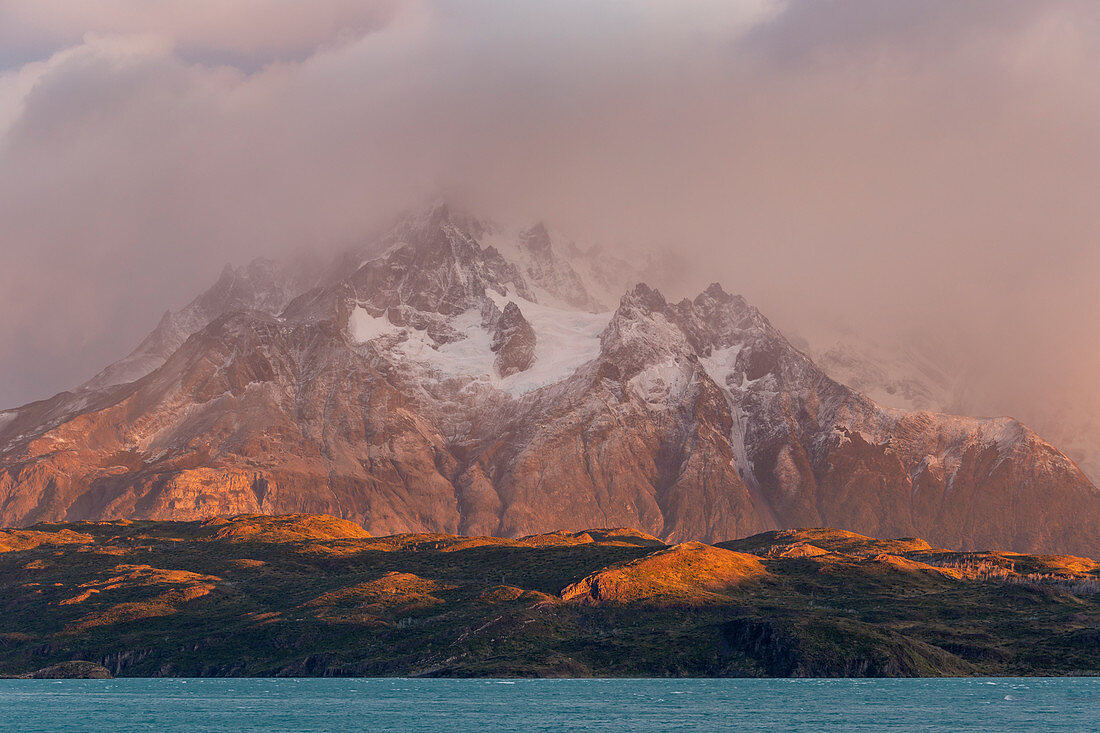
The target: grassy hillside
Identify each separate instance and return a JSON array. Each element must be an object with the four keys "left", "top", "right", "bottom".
[{"left": 1, "top": 516, "right": 1097, "bottom": 677}]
